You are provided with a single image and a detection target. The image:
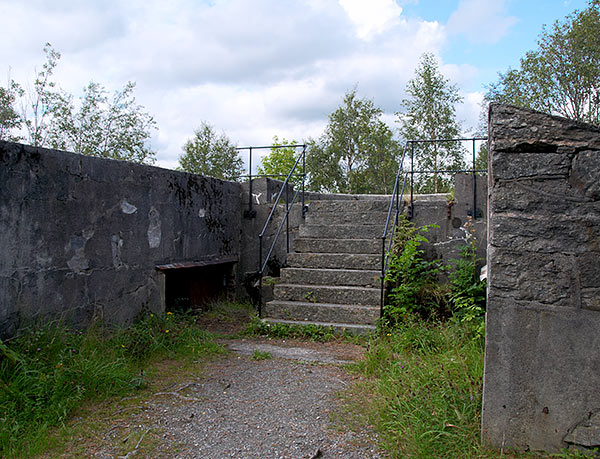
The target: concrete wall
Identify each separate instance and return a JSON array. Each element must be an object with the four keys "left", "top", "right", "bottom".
[
  {"left": 0, "top": 141, "right": 241, "bottom": 338},
  {"left": 411, "top": 173, "right": 488, "bottom": 271},
  {"left": 482, "top": 105, "right": 600, "bottom": 452}
]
